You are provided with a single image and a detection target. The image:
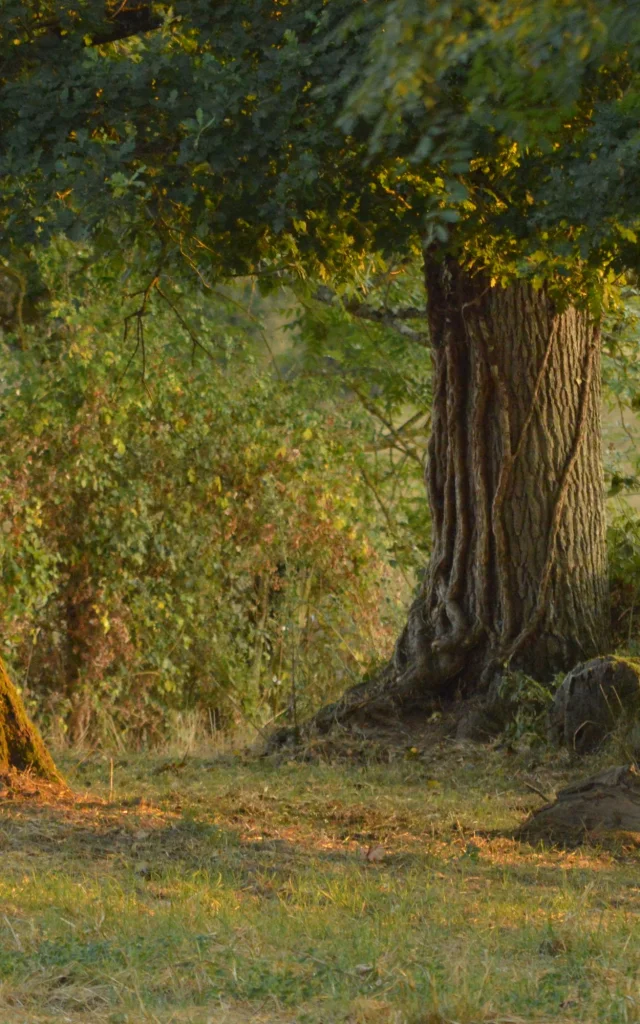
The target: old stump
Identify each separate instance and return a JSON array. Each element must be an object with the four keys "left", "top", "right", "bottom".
[
  {"left": 517, "top": 763, "right": 640, "bottom": 842},
  {"left": 549, "top": 656, "right": 640, "bottom": 753}
]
